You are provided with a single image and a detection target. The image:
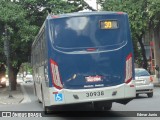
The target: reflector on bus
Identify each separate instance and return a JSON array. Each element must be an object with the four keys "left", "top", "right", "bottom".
[
  {"left": 125, "top": 53, "right": 132, "bottom": 84},
  {"left": 50, "top": 59, "right": 63, "bottom": 90}
]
